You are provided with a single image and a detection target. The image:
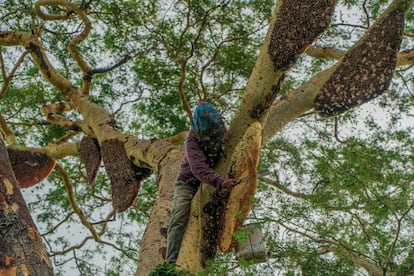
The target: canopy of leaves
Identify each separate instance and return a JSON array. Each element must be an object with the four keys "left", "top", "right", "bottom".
[{"left": 1, "top": 0, "right": 414, "bottom": 275}]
